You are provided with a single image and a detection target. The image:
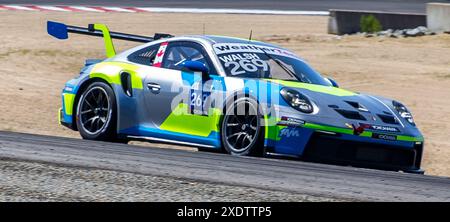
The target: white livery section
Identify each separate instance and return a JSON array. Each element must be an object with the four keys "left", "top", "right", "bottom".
[{"left": 213, "top": 43, "right": 298, "bottom": 59}]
